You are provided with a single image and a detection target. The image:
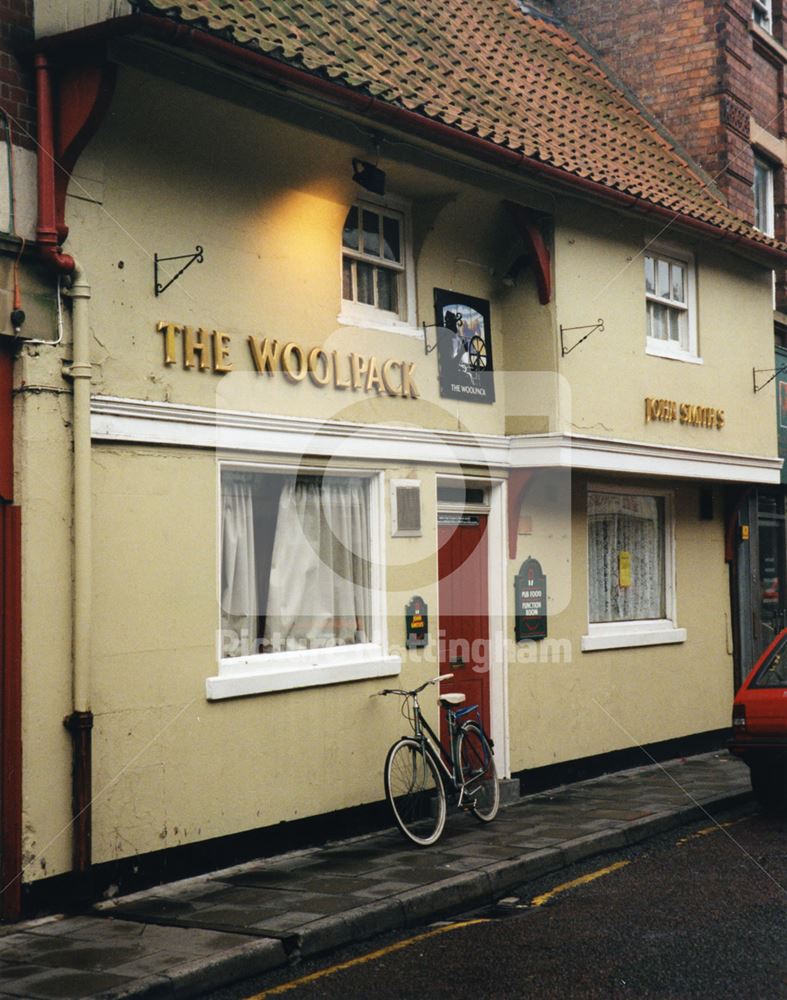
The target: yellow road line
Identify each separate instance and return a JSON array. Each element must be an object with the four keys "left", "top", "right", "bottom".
[
  {"left": 676, "top": 819, "right": 739, "bottom": 847},
  {"left": 530, "top": 860, "right": 630, "bottom": 908},
  {"left": 246, "top": 918, "right": 489, "bottom": 998}
]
